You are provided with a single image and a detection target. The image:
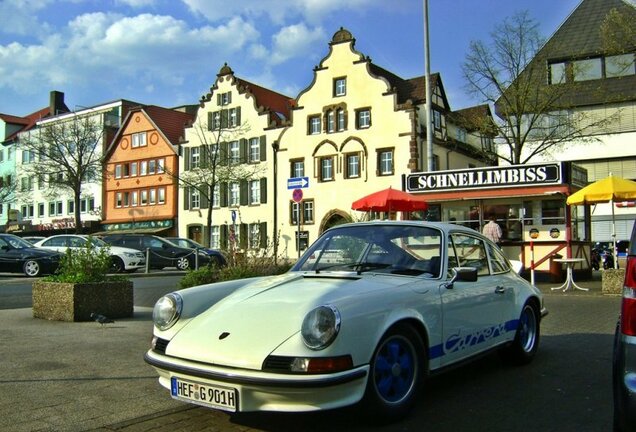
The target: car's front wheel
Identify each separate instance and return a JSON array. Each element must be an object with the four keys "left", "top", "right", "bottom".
[
  {"left": 23, "top": 260, "right": 42, "bottom": 277},
  {"left": 110, "top": 256, "right": 125, "bottom": 273},
  {"left": 175, "top": 256, "right": 190, "bottom": 270},
  {"left": 362, "top": 324, "right": 425, "bottom": 422},
  {"left": 501, "top": 303, "right": 540, "bottom": 365}
]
